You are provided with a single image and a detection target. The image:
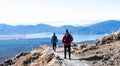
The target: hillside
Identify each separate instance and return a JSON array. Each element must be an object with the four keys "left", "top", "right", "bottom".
[
  {"left": 0, "top": 24, "right": 57, "bottom": 34},
  {"left": 86, "top": 20, "right": 120, "bottom": 34},
  {"left": 0, "top": 20, "right": 120, "bottom": 34},
  {"left": 71, "top": 30, "right": 120, "bottom": 66},
  {"left": 0, "top": 46, "right": 64, "bottom": 66}
]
